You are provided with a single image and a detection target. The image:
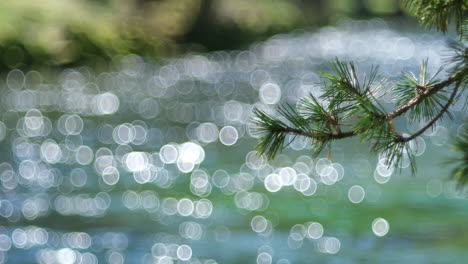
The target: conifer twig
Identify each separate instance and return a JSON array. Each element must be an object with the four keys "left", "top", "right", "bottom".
[
  {"left": 277, "top": 127, "right": 355, "bottom": 141},
  {"left": 400, "top": 81, "right": 461, "bottom": 142},
  {"left": 252, "top": 59, "right": 466, "bottom": 172},
  {"left": 385, "top": 68, "right": 467, "bottom": 120}
]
